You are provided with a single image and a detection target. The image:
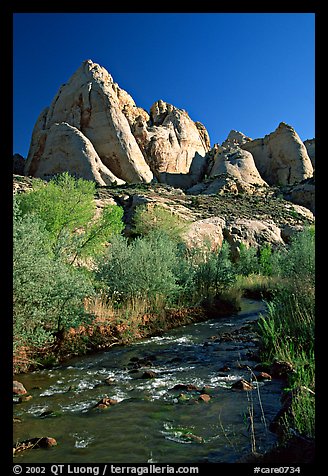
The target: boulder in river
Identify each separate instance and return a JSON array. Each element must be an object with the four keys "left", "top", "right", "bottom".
[
  {"left": 13, "top": 437, "right": 57, "bottom": 454},
  {"left": 94, "top": 397, "right": 118, "bottom": 409},
  {"left": 170, "top": 383, "right": 201, "bottom": 392},
  {"left": 231, "top": 378, "right": 254, "bottom": 391},
  {"left": 198, "top": 393, "right": 211, "bottom": 403},
  {"left": 270, "top": 360, "right": 294, "bottom": 380},
  {"left": 13, "top": 380, "right": 27, "bottom": 395}
]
